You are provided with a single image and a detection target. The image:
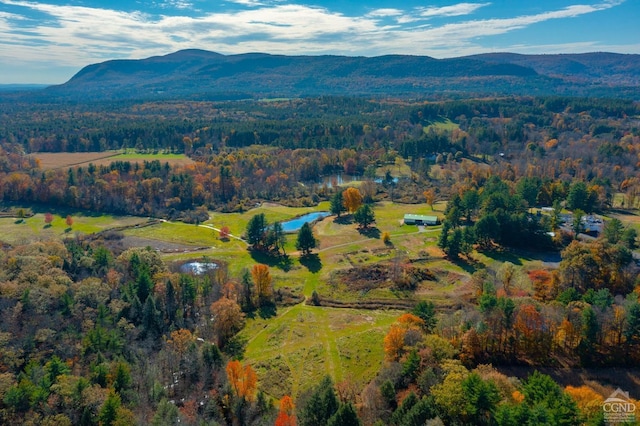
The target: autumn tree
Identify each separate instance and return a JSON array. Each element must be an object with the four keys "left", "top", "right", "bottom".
[
  {"left": 65, "top": 215, "right": 73, "bottom": 228},
  {"left": 219, "top": 226, "right": 230, "bottom": 240},
  {"left": 226, "top": 360, "right": 258, "bottom": 401},
  {"left": 565, "top": 385, "right": 604, "bottom": 420},
  {"left": 211, "top": 297, "right": 245, "bottom": 347},
  {"left": 384, "top": 325, "right": 407, "bottom": 362},
  {"left": 44, "top": 212, "right": 53, "bottom": 226},
  {"left": 342, "top": 187, "right": 363, "bottom": 214},
  {"left": 275, "top": 395, "right": 296, "bottom": 426},
  {"left": 251, "top": 264, "right": 273, "bottom": 305},
  {"left": 384, "top": 314, "right": 425, "bottom": 361},
  {"left": 424, "top": 188, "right": 436, "bottom": 210}
]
